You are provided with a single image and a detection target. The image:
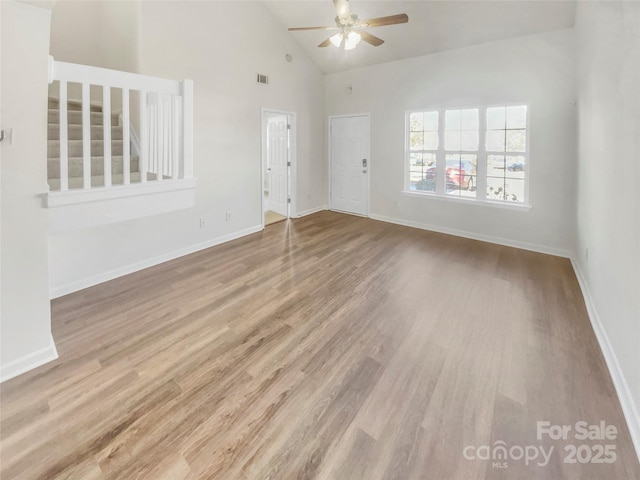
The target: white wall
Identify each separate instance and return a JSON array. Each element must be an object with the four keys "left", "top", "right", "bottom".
[
  {"left": 325, "top": 29, "right": 576, "bottom": 255},
  {"left": 49, "top": 0, "right": 141, "bottom": 114},
  {"left": 575, "top": 1, "right": 640, "bottom": 450},
  {"left": 48, "top": 1, "right": 326, "bottom": 294},
  {"left": 1, "top": 1, "right": 57, "bottom": 381},
  {"left": 50, "top": 0, "right": 140, "bottom": 72}
]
